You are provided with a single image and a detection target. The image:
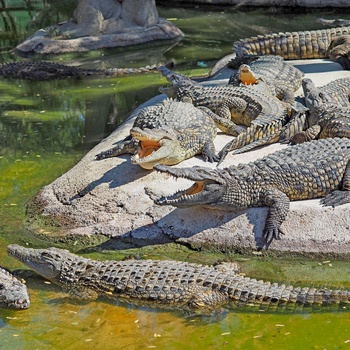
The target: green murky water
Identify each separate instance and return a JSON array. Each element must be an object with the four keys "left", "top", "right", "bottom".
[{"left": 2, "top": 3, "right": 350, "bottom": 349}]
